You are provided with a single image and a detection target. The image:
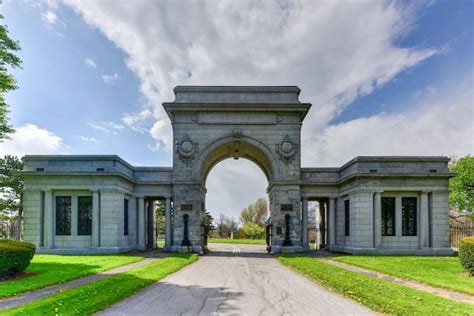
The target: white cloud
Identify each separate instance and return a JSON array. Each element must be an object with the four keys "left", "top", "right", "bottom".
[
  {"left": 64, "top": 0, "right": 438, "bottom": 153},
  {"left": 206, "top": 158, "right": 268, "bottom": 220},
  {"left": 84, "top": 58, "right": 97, "bottom": 69},
  {"left": 0, "top": 124, "right": 68, "bottom": 157},
  {"left": 88, "top": 121, "right": 125, "bottom": 134},
  {"left": 78, "top": 136, "right": 99, "bottom": 143},
  {"left": 101, "top": 73, "right": 120, "bottom": 84},
  {"left": 303, "top": 85, "right": 474, "bottom": 166},
  {"left": 122, "top": 109, "right": 153, "bottom": 133},
  {"left": 41, "top": 10, "right": 57, "bottom": 25}
]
